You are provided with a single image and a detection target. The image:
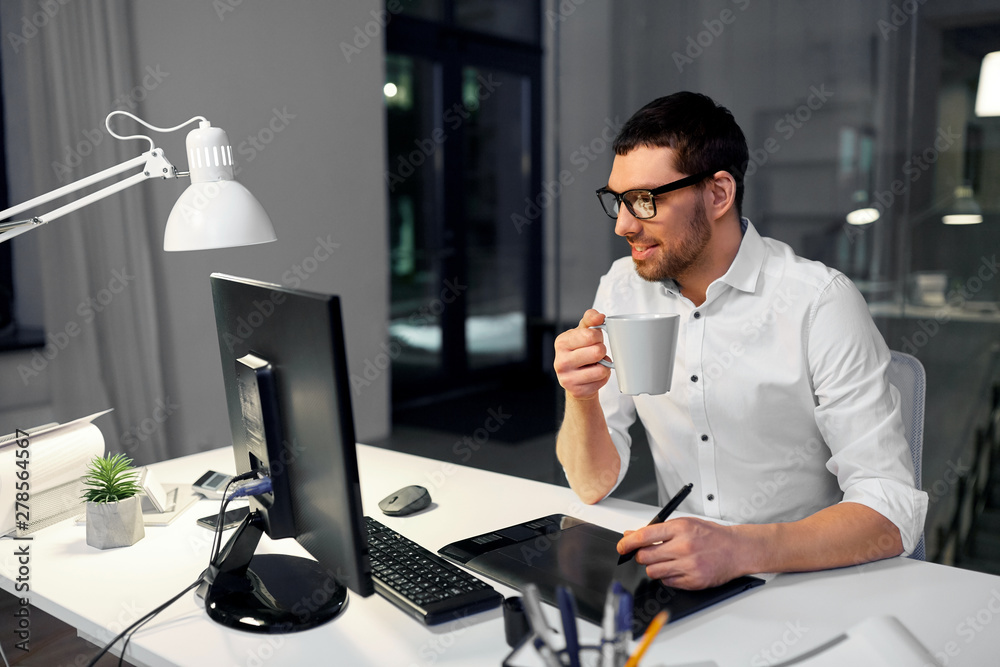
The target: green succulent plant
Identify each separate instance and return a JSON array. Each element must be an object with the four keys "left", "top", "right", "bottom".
[{"left": 82, "top": 453, "right": 142, "bottom": 504}]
